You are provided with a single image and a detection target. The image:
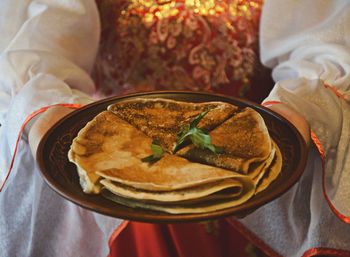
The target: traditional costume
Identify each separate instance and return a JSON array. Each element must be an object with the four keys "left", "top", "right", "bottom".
[{"left": 1, "top": 0, "right": 350, "bottom": 256}]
